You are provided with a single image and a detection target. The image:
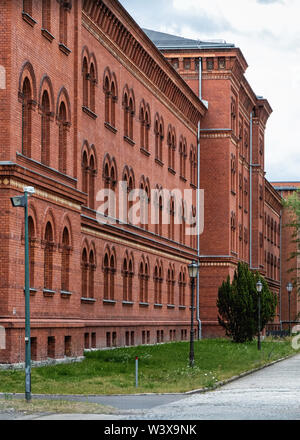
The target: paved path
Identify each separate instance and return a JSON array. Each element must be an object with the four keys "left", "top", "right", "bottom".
[{"left": 2, "top": 354, "right": 300, "bottom": 420}]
